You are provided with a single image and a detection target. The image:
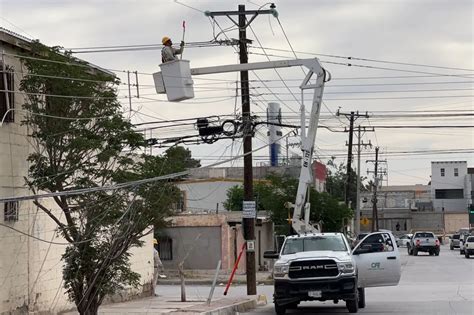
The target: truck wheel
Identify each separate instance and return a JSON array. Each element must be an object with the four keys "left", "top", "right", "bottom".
[
  {"left": 346, "top": 297, "right": 359, "bottom": 313},
  {"left": 429, "top": 251, "right": 434, "bottom": 256},
  {"left": 275, "top": 304, "right": 286, "bottom": 315},
  {"left": 407, "top": 246, "right": 412, "bottom": 255},
  {"left": 358, "top": 288, "right": 366, "bottom": 309}
]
